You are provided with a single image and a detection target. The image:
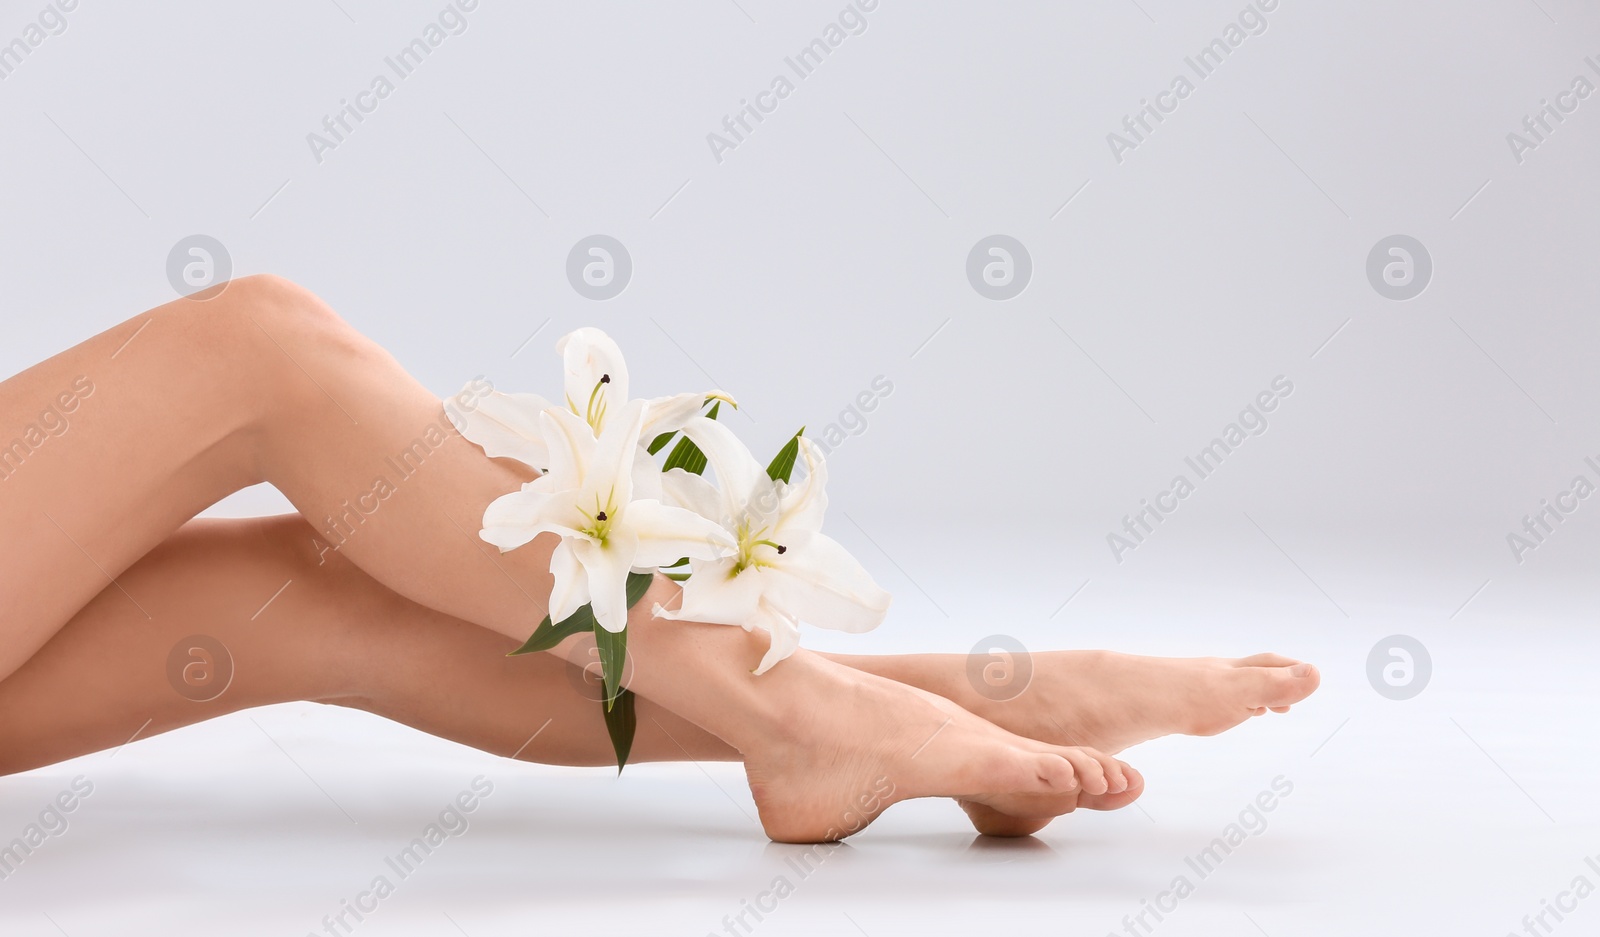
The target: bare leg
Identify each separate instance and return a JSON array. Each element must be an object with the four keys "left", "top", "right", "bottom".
[
  {"left": 822, "top": 651, "right": 1320, "bottom": 755},
  {"left": 0, "top": 282, "right": 1136, "bottom": 841},
  {"left": 0, "top": 516, "right": 734, "bottom": 775},
  {"left": 0, "top": 509, "right": 1315, "bottom": 769},
  {"left": 0, "top": 515, "right": 1142, "bottom": 837}
]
